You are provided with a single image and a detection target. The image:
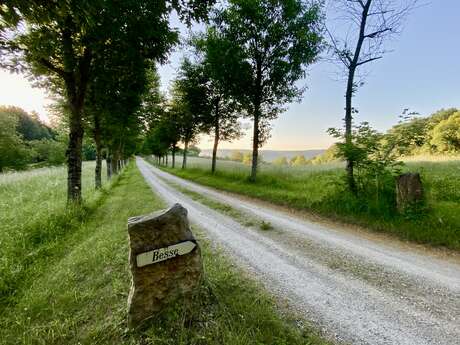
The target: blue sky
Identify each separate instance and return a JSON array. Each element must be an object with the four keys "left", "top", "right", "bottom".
[
  {"left": 0, "top": 1, "right": 458, "bottom": 151},
  {"left": 158, "top": 0, "right": 460, "bottom": 150}
]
